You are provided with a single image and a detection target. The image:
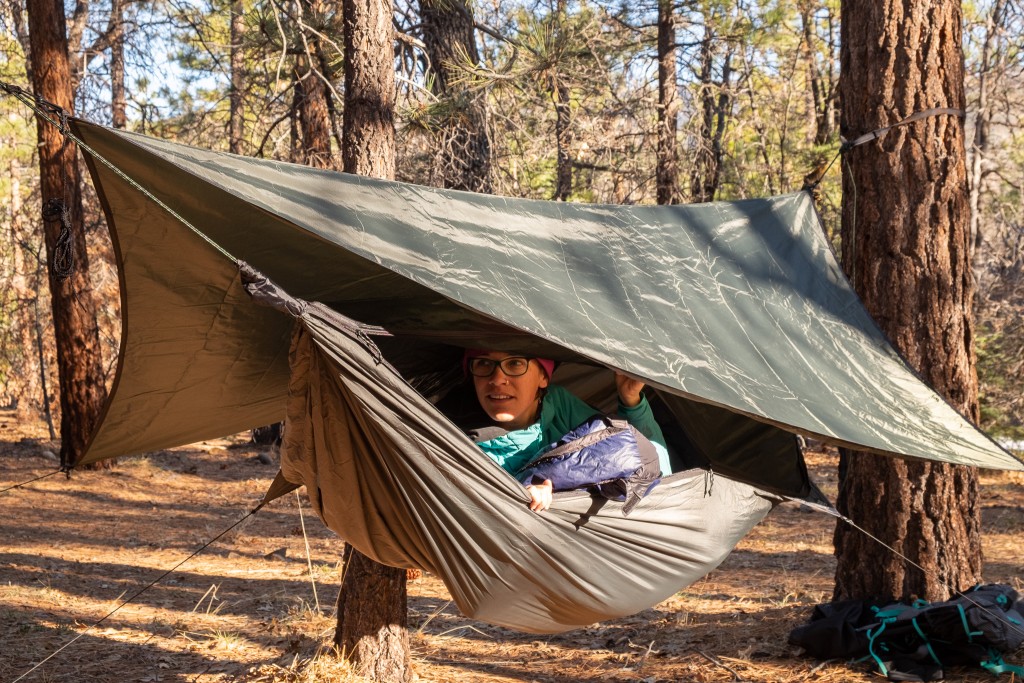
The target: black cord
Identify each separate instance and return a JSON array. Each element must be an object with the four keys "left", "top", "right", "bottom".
[
  {"left": 42, "top": 198, "right": 75, "bottom": 279},
  {"left": 1, "top": 79, "right": 78, "bottom": 280},
  {"left": 0, "top": 468, "right": 61, "bottom": 494},
  {"left": 11, "top": 500, "right": 271, "bottom": 683}
]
